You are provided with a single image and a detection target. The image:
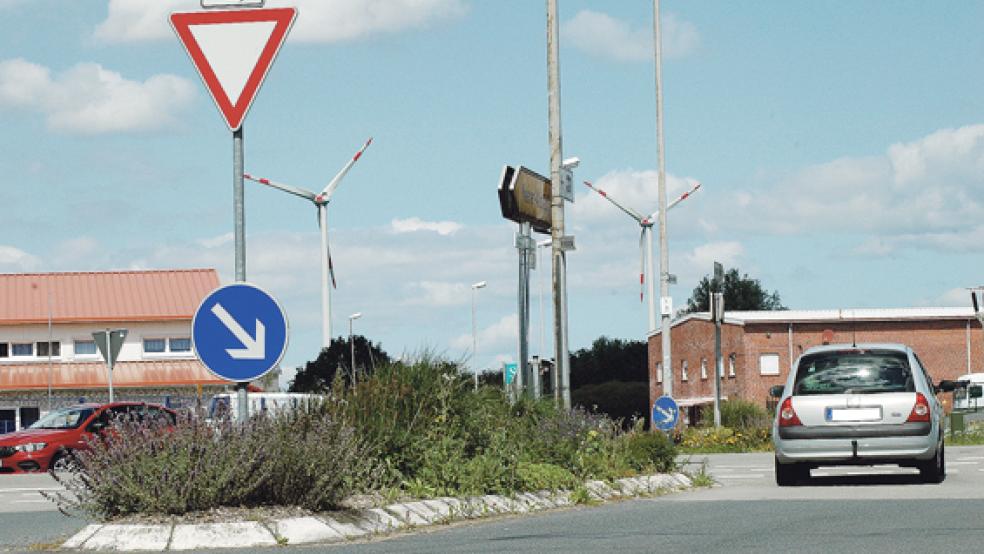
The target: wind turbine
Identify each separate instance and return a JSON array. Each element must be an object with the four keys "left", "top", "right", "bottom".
[
  {"left": 583, "top": 179, "right": 700, "bottom": 333},
  {"left": 245, "top": 137, "right": 372, "bottom": 349}
]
